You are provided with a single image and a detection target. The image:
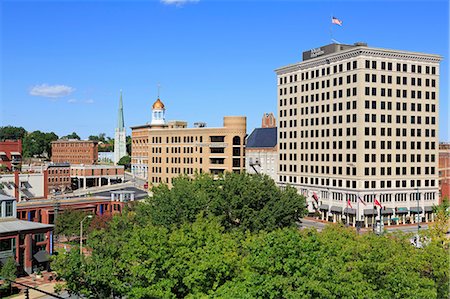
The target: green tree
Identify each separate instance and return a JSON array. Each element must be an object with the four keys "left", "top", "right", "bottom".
[
  {"left": 61, "top": 132, "right": 80, "bottom": 140},
  {"left": 429, "top": 197, "right": 450, "bottom": 247},
  {"left": 148, "top": 172, "right": 307, "bottom": 232},
  {"left": 88, "top": 133, "right": 107, "bottom": 143},
  {"left": 22, "top": 130, "right": 58, "bottom": 158},
  {"left": 0, "top": 126, "right": 26, "bottom": 141},
  {"left": 54, "top": 208, "right": 93, "bottom": 241},
  {"left": 0, "top": 257, "right": 17, "bottom": 295},
  {"left": 126, "top": 135, "right": 131, "bottom": 155},
  {"left": 117, "top": 155, "right": 131, "bottom": 169}
]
